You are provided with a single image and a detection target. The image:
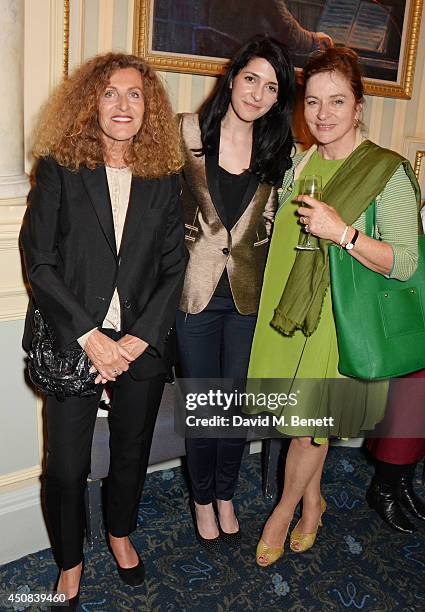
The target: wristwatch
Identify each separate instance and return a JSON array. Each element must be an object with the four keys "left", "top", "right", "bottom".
[{"left": 344, "top": 228, "right": 359, "bottom": 251}]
